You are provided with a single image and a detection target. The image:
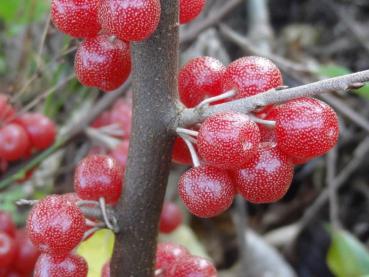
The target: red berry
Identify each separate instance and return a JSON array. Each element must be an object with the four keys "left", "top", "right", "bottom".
[
  {"left": 99, "top": 0, "right": 161, "bottom": 41},
  {"left": 6, "top": 271, "right": 23, "bottom": 277},
  {"left": 223, "top": 56, "right": 283, "bottom": 100},
  {"left": 178, "top": 165, "right": 235, "bottom": 218},
  {"left": 110, "top": 140, "right": 129, "bottom": 171},
  {"left": 0, "top": 211, "right": 16, "bottom": 238},
  {"left": 232, "top": 144, "right": 294, "bottom": 204},
  {"left": 26, "top": 195, "right": 85, "bottom": 257},
  {"left": 197, "top": 112, "right": 260, "bottom": 169},
  {"left": 178, "top": 57, "right": 226, "bottom": 108},
  {"left": 0, "top": 158, "right": 7, "bottom": 174},
  {"left": 51, "top": 0, "right": 101, "bottom": 38},
  {"left": 0, "top": 95, "right": 15, "bottom": 124},
  {"left": 172, "top": 137, "right": 193, "bottom": 165},
  {"left": 156, "top": 242, "right": 190, "bottom": 276},
  {"left": 172, "top": 255, "right": 217, "bottom": 277},
  {"left": 16, "top": 113, "right": 56, "bottom": 150},
  {"left": 180, "top": 0, "right": 206, "bottom": 24},
  {"left": 75, "top": 35, "right": 131, "bottom": 92},
  {"left": 34, "top": 253, "right": 88, "bottom": 277},
  {"left": 268, "top": 98, "right": 339, "bottom": 160},
  {"left": 159, "top": 202, "right": 183, "bottom": 234},
  {"left": 12, "top": 230, "right": 40, "bottom": 274},
  {"left": 0, "top": 232, "right": 16, "bottom": 267},
  {"left": 91, "top": 111, "right": 112, "bottom": 129},
  {"left": 0, "top": 124, "right": 30, "bottom": 161},
  {"left": 74, "top": 155, "right": 123, "bottom": 204},
  {"left": 101, "top": 261, "right": 110, "bottom": 277}
]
